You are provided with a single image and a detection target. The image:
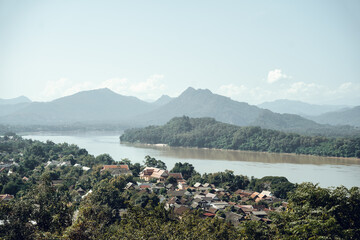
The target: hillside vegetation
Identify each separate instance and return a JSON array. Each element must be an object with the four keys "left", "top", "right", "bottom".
[
  {"left": 1, "top": 134, "right": 359, "bottom": 239},
  {"left": 121, "top": 116, "right": 360, "bottom": 158}
]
